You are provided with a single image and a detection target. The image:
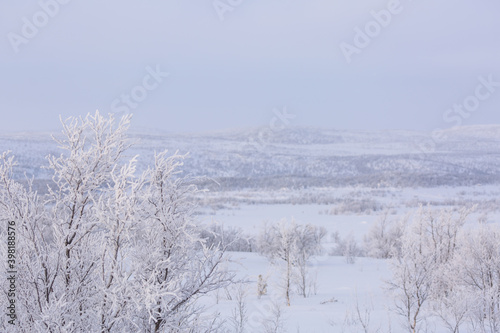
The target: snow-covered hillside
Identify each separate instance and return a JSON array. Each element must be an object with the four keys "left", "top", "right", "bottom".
[{"left": 1, "top": 125, "right": 499, "bottom": 194}]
